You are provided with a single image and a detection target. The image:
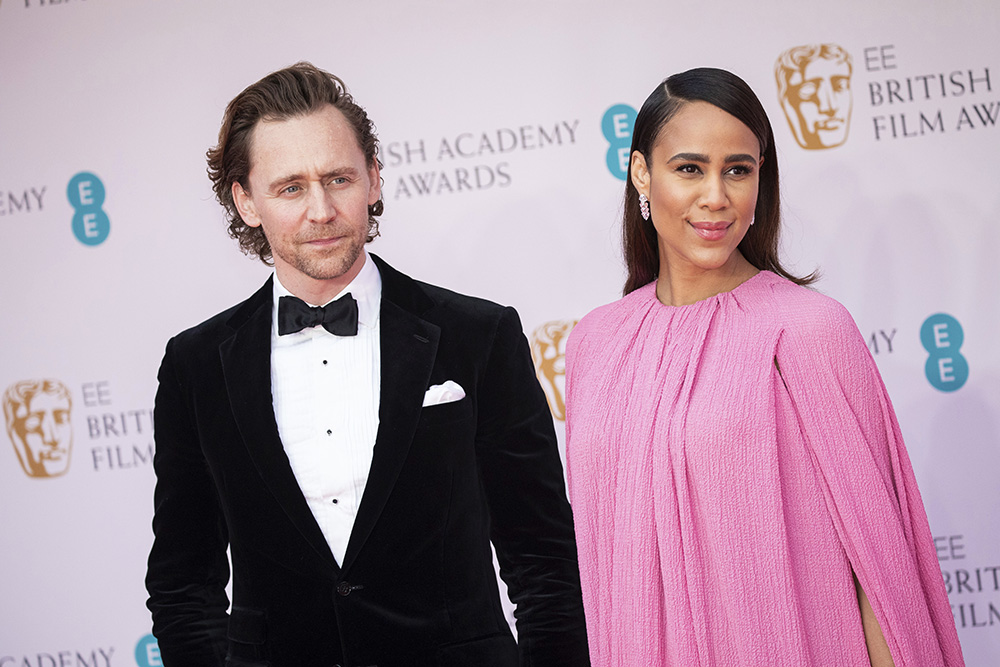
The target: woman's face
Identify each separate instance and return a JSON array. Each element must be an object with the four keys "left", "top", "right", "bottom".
[{"left": 631, "top": 100, "right": 762, "bottom": 278}]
